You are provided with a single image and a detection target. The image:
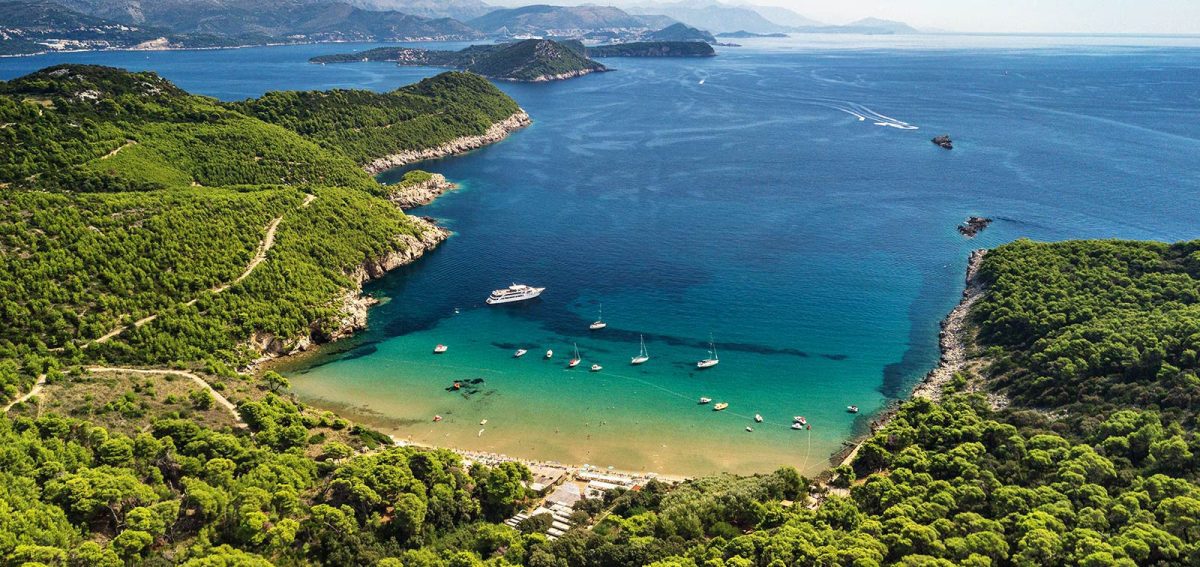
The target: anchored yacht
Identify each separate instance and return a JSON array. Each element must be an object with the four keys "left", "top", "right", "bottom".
[{"left": 485, "top": 284, "right": 545, "bottom": 305}]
